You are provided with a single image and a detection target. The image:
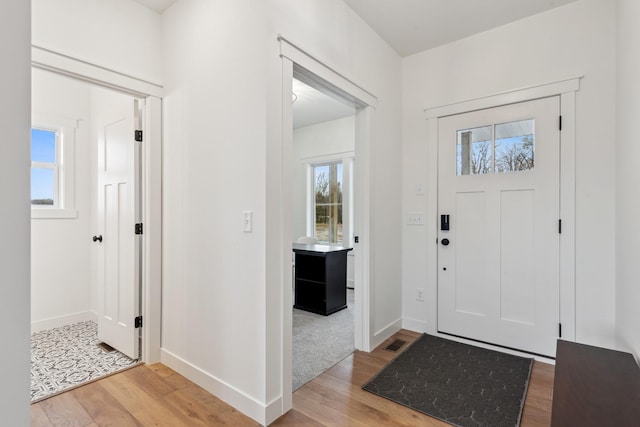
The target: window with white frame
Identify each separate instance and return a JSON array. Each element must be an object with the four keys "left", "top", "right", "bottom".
[
  {"left": 307, "top": 156, "right": 354, "bottom": 246},
  {"left": 313, "top": 162, "right": 343, "bottom": 243},
  {"left": 31, "top": 127, "right": 58, "bottom": 207},
  {"left": 31, "top": 114, "right": 77, "bottom": 219}
]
